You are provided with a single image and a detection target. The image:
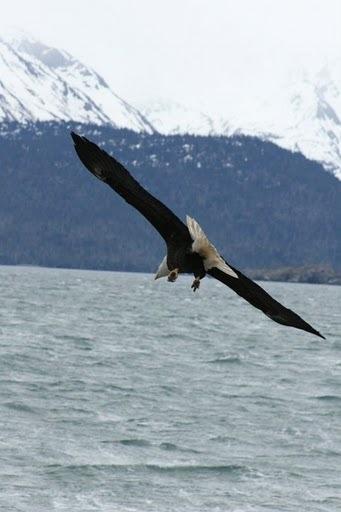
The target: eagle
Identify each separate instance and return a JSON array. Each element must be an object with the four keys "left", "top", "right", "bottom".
[{"left": 71, "top": 132, "right": 325, "bottom": 339}]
